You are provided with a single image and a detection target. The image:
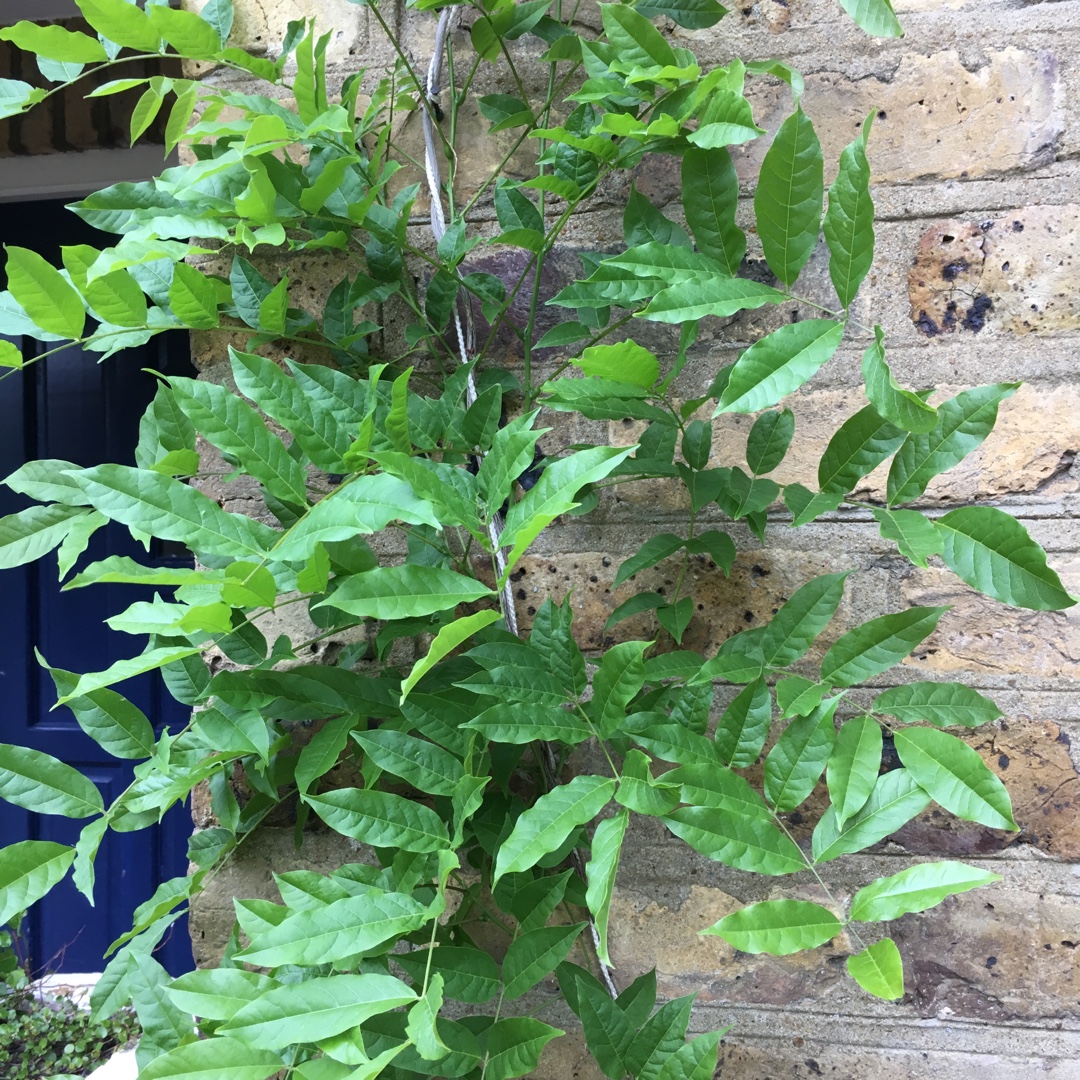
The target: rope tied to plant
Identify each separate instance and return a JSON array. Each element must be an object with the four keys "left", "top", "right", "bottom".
[{"left": 421, "top": 7, "right": 618, "bottom": 999}]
